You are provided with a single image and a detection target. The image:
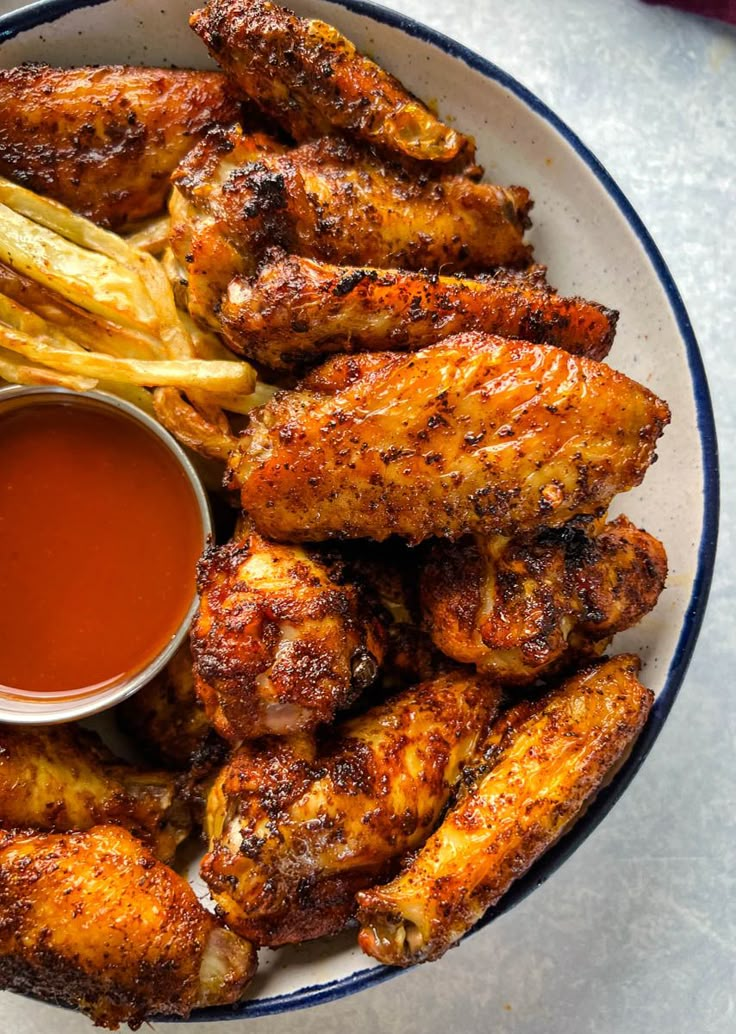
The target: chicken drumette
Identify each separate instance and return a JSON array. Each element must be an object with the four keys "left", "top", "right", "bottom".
[
  {"left": 191, "top": 527, "right": 387, "bottom": 741},
  {"left": 419, "top": 515, "right": 667, "bottom": 682}
]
